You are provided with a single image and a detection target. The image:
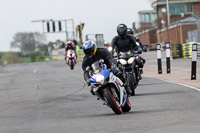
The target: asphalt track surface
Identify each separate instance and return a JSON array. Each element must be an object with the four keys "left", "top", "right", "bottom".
[{"left": 0, "top": 61, "right": 200, "bottom": 133}]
